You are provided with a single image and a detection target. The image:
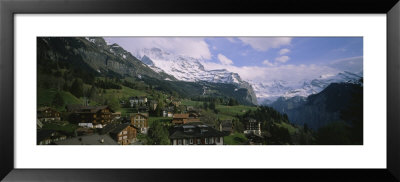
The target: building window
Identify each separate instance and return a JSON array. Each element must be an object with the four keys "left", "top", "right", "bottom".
[
  {"left": 123, "top": 131, "right": 127, "bottom": 135},
  {"left": 210, "top": 137, "right": 214, "bottom": 144},
  {"left": 216, "top": 137, "right": 220, "bottom": 143},
  {"left": 119, "top": 137, "right": 122, "bottom": 140},
  {"left": 189, "top": 138, "right": 194, "bottom": 144},
  {"left": 123, "top": 136, "right": 127, "bottom": 139},
  {"left": 197, "top": 139, "right": 201, "bottom": 145},
  {"left": 205, "top": 138, "right": 209, "bottom": 144},
  {"left": 178, "top": 139, "right": 182, "bottom": 145}
]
